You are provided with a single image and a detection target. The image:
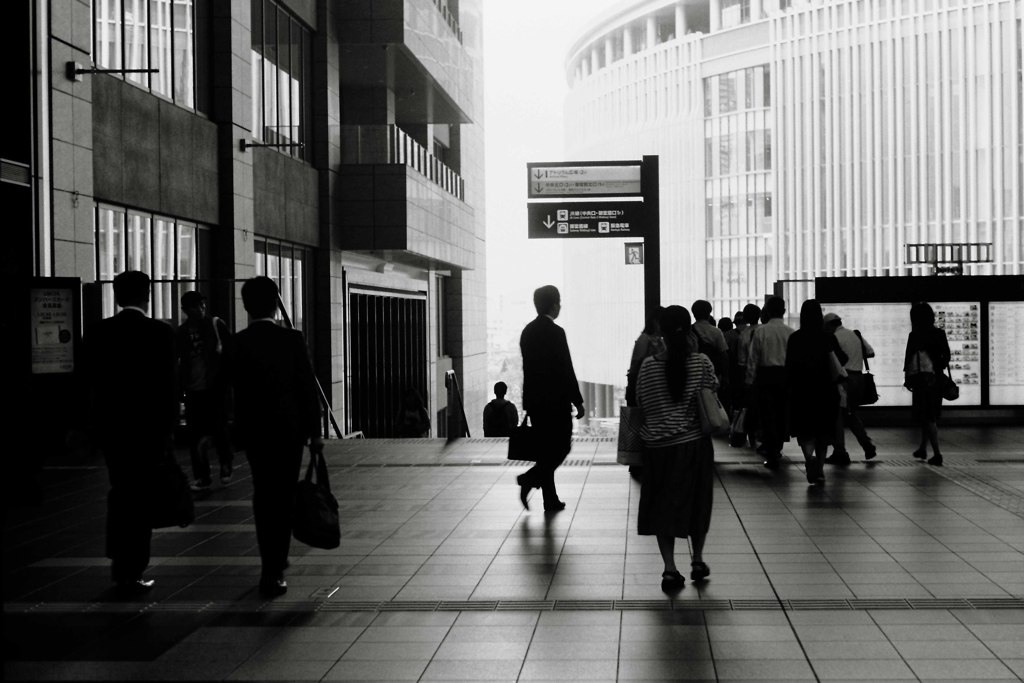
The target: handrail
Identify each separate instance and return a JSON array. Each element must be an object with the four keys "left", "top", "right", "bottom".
[
  {"left": 276, "top": 294, "right": 343, "bottom": 440},
  {"left": 341, "top": 124, "right": 465, "bottom": 201}
]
